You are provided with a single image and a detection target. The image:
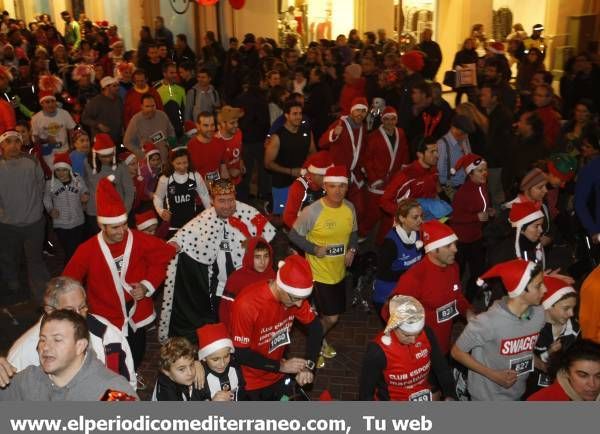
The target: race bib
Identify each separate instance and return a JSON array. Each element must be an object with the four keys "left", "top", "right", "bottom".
[
  {"left": 268, "top": 328, "right": 291, "bottom": 353},
  {"left": 219, "top": 240, "right": 231, "bottom": 252},
  {"left": 509, "top": 354, "right": 534, "bottom": 376},
  {"left": 206, "top": 171, "right": 220, "bottom": 182},
  {"left": 436, "top": 300, "right": 458, "bottom": 323},
  {"left": 537, "top": 373, "right": 552, "bottom": 387},
  {"left": 150, "top": 130, "right": 166, "bottom": 144},
  {"left": 325, "top": 244, "right": 345, "bottom": 257},
  {"left": 408, "top": 389, "right": 432, "bottom": 402}
]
